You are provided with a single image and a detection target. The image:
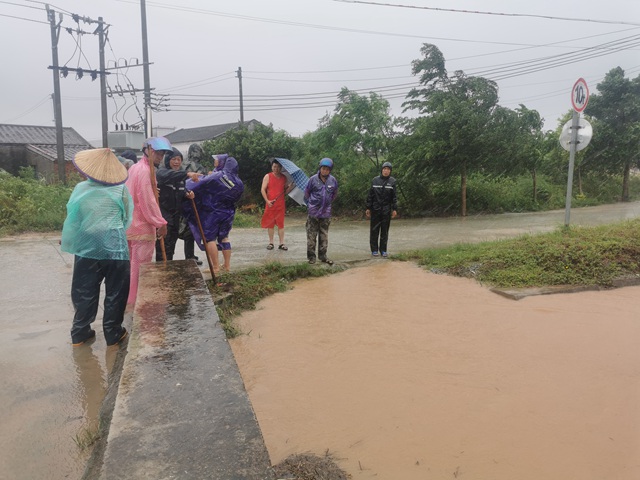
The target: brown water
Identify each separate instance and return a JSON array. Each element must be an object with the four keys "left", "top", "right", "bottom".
[{"left": 230, "top": 262, "right": 640, "bottom": 480}]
